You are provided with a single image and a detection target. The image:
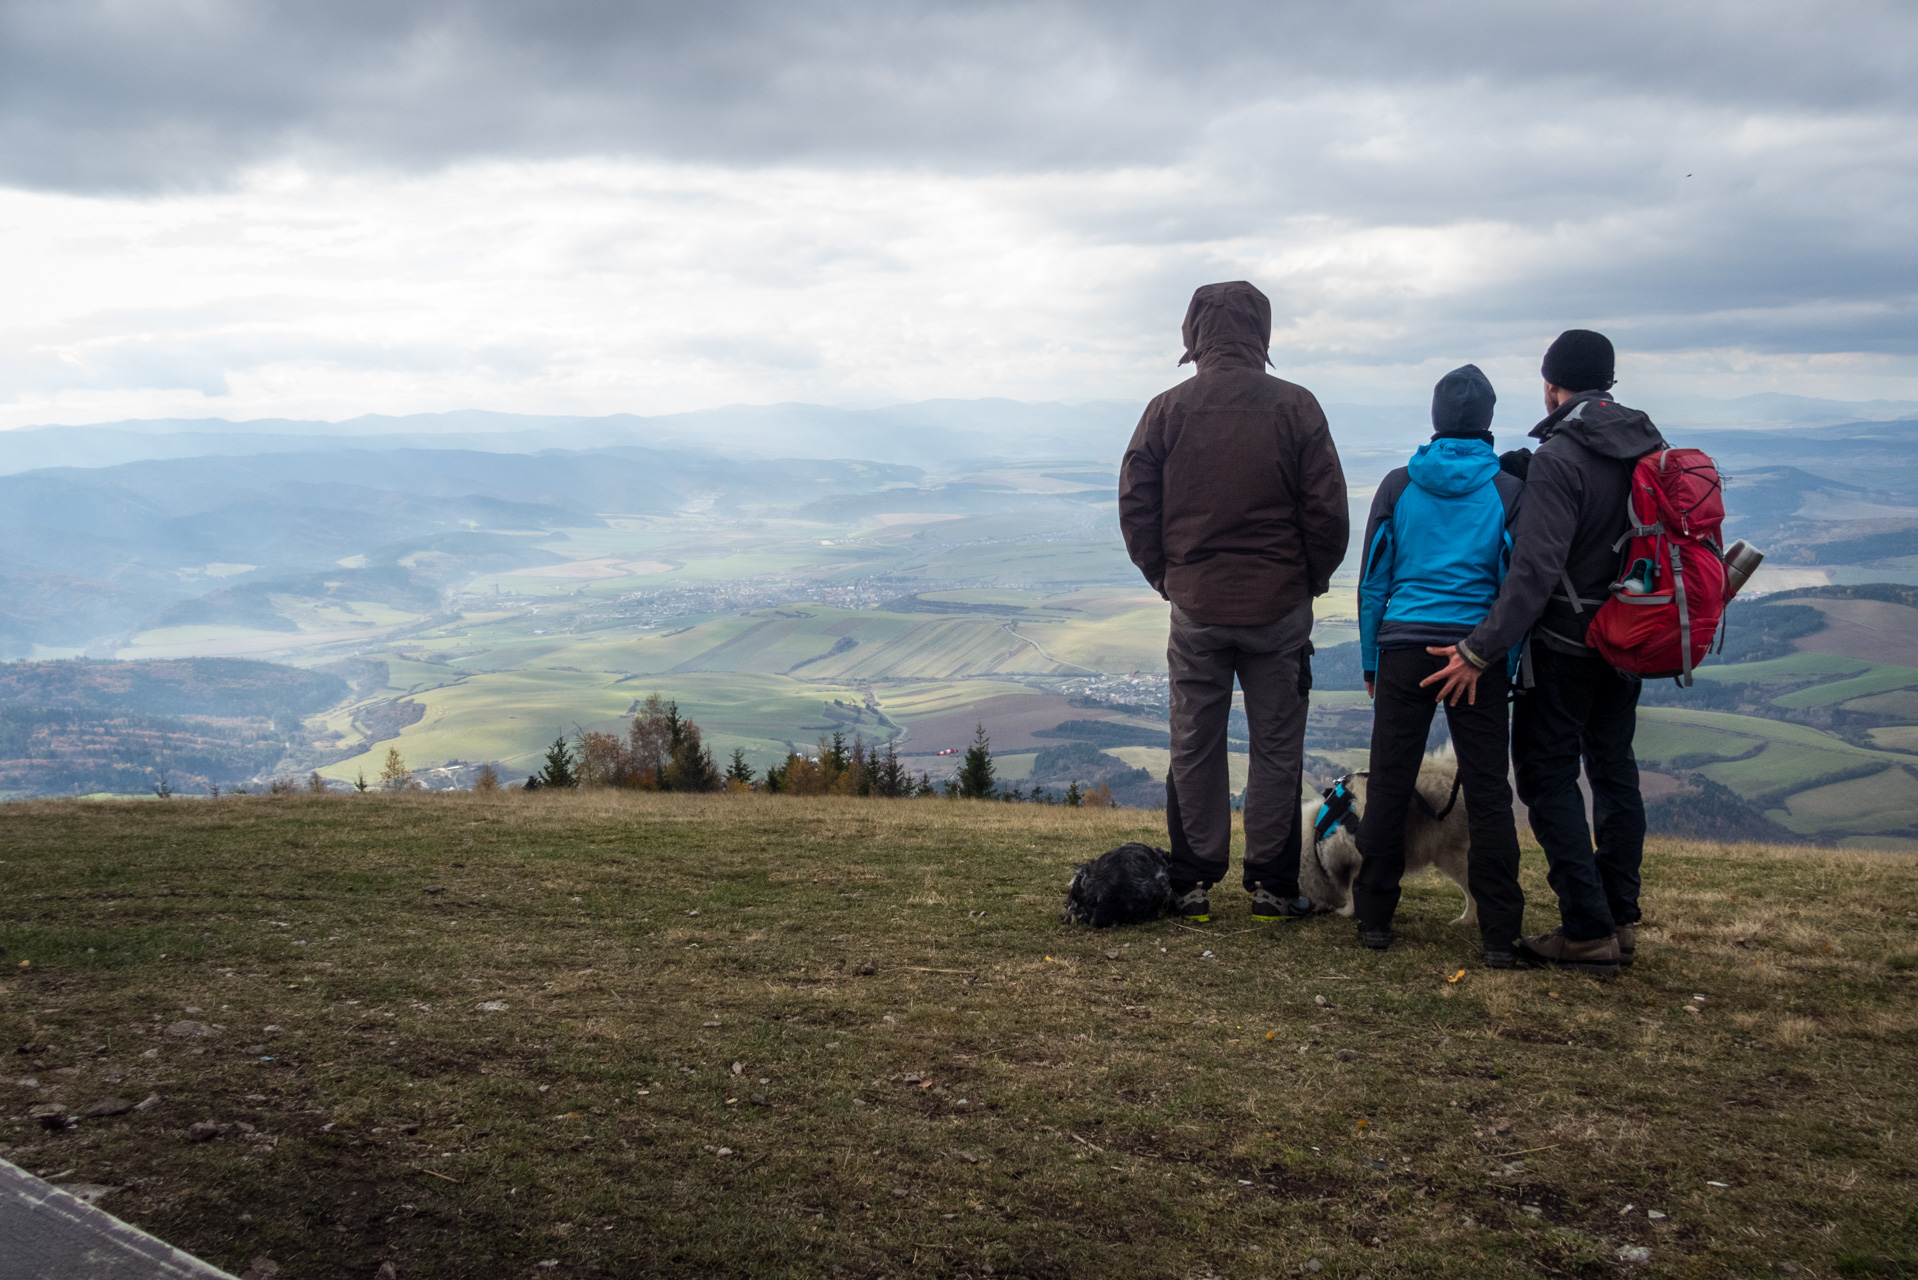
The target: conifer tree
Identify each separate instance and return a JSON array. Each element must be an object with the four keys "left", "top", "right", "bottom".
[
  {"left": 956, "top": 723, "right": 995, "bottom": 799},
  {"left": 725, "top": 748, "right": 755, "bottom": 786},
  {"left": 826, "top": 729, "right": 849, "bottom": 776},
  {"left": 873, "top": 737, "right": 909, "bottom": 798},
  {"left": 665, "top": 717, "right": 719, "bottom": 792},
  {"left": 537, "top": 737, "right": 578, "bottom": 789}
]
